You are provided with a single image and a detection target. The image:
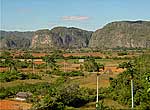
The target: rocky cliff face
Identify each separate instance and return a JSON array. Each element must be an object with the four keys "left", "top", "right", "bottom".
[
  {"left": 0, "top": 31, "right": 33, "bottom": 49},
  {"left": 89, "top": 21, "right": 150, "bottom": 49},
  {"left": 0, "top": 27, "right": 92, "bottom": 49},
  {"left": 31, "top": 29, "right": 54, "bottom": 49},
  {"left": 31, "top": 27, "right": 92, "bottom": 49},
  {"left": 1, "top": 21, "right": 150, "bottom": 50}
]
